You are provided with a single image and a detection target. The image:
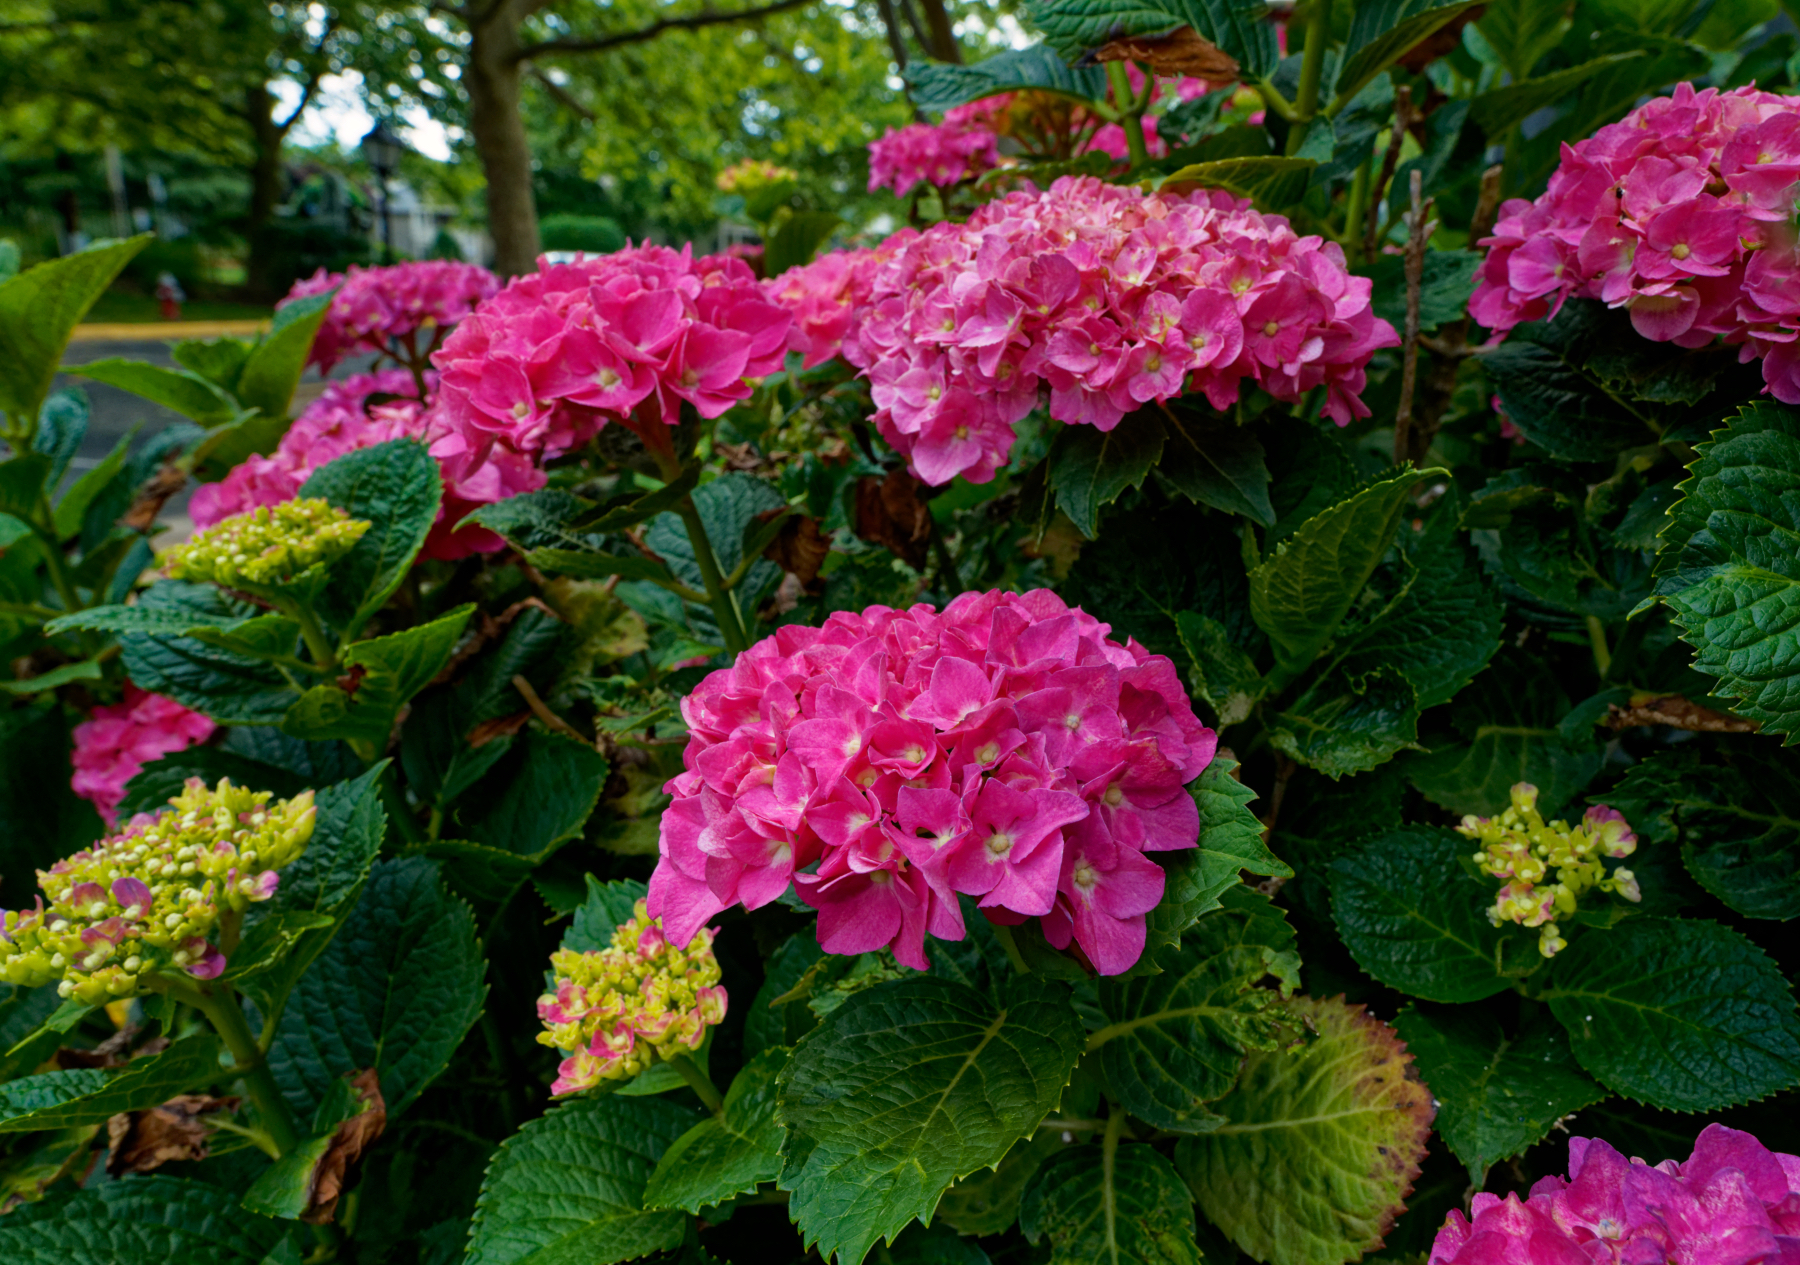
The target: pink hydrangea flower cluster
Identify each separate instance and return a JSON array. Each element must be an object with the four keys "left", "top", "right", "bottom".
[
  {"left": 190, "top": 368, "right": 542, "bottom": 560},
  {"left": 1430, "top": 1125, "right": 1800, "bottom": 1265},
  {"left": 765, "top": 235, "right": 912, "bottom": 369},
  {"left": 1470, "top": 82, "right": 1800, "bottom": 403},
  {"left": 647, "top": 588, "right": 1217, "bottom": 976},
  {"left": 428, "top": 244, "right": 791, "bottom": 479},
  {"left": 867, "top": 99, "right": 1006, "bottom": 197},
  {"left": 818, "top": 175, "right": 1395, "bottom": 484},
  {"left": 284, "top": 261, "right": 498, "bottom": 374},
  {"left": 70, "top": 684, "right": 217, "bottom": 827}
]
